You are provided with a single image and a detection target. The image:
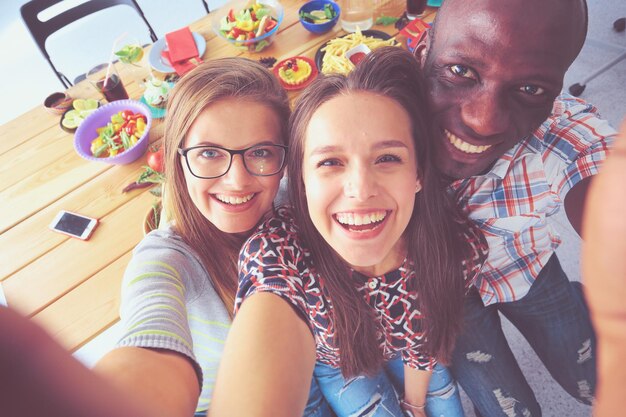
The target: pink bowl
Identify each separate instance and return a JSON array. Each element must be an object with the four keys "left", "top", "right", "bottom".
[{"left": 73, "top": 99, "right": 152, "bottom": 165}]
